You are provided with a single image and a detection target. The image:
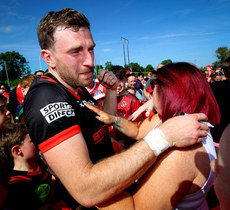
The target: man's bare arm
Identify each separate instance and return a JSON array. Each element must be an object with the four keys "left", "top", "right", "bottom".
[
  {"left": 43, "top": 132, "right": 156, "bottom": 207},
  {"left": 97, "top": 69, "right": 118, "bottom": 114}
]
